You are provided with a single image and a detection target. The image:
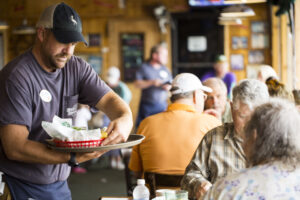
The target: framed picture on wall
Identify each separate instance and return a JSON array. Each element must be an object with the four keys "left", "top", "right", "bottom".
[
  {"left": 230, "top": 54, "right": 244, "bottom": 70},
  {"left": 231, "top": 36, "right": 248, "bottom": 50},
  {"left": 251, "top": 21, "right": 266, "bottom": 33},
  {"left": 88, "top": 33, "right": 101, "bottom": 47},
  {"left": 251, "top": 33, "right": 269, "bottom": 49},
  {"left": 250, "top": 21, "right": 269, "bottom": 49},
  {"left": 248, "top": 50, "right": 264, "bottom": 64},
  {"left": 88, "top": 55, "right": 102, "bottom": 74},
  {"left": 247, "top": 64, "right": 261, "bottom": 79}
]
